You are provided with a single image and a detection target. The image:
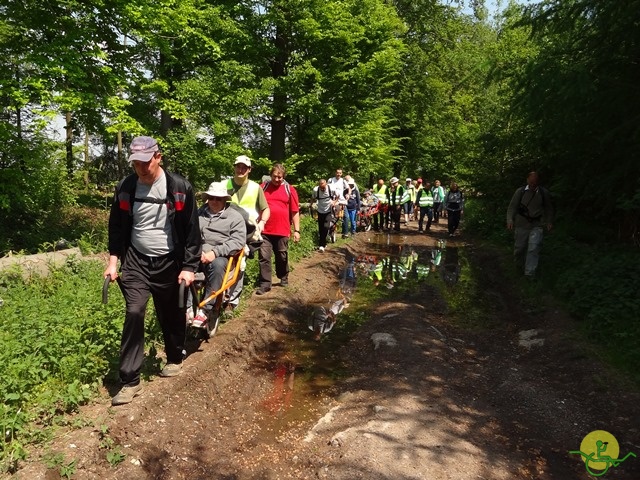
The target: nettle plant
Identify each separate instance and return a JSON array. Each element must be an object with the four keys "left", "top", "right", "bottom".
[{"left": 0, "top": 259, "right": 124, "bottom": 471}]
